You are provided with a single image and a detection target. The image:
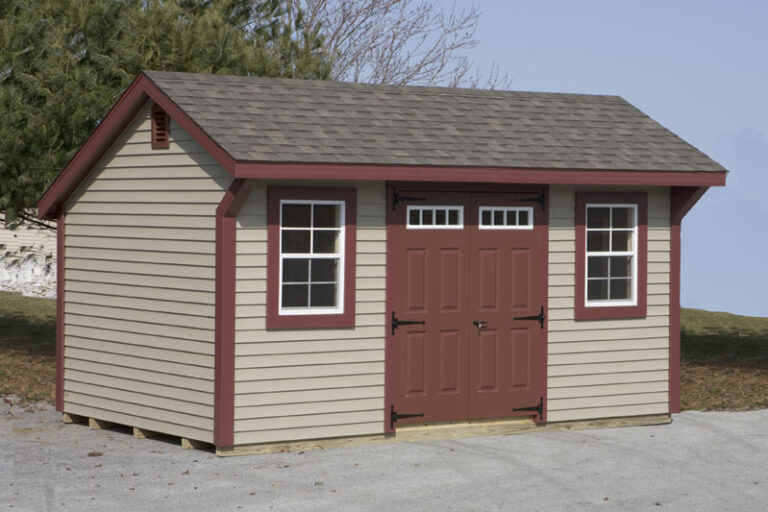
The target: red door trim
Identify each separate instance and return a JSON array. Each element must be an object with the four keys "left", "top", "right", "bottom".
[
  {"left": 214, "top": 178, "right": 254, "bottom": 448},
  {"left": 668, "top": 186, "right": 709, "bottom": 414},
  {"left": 384, "top": 182, "right": 550, "bottom": 430},
  {"left": 55, "top": 212, "right": 66, "bottom": 412}
]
